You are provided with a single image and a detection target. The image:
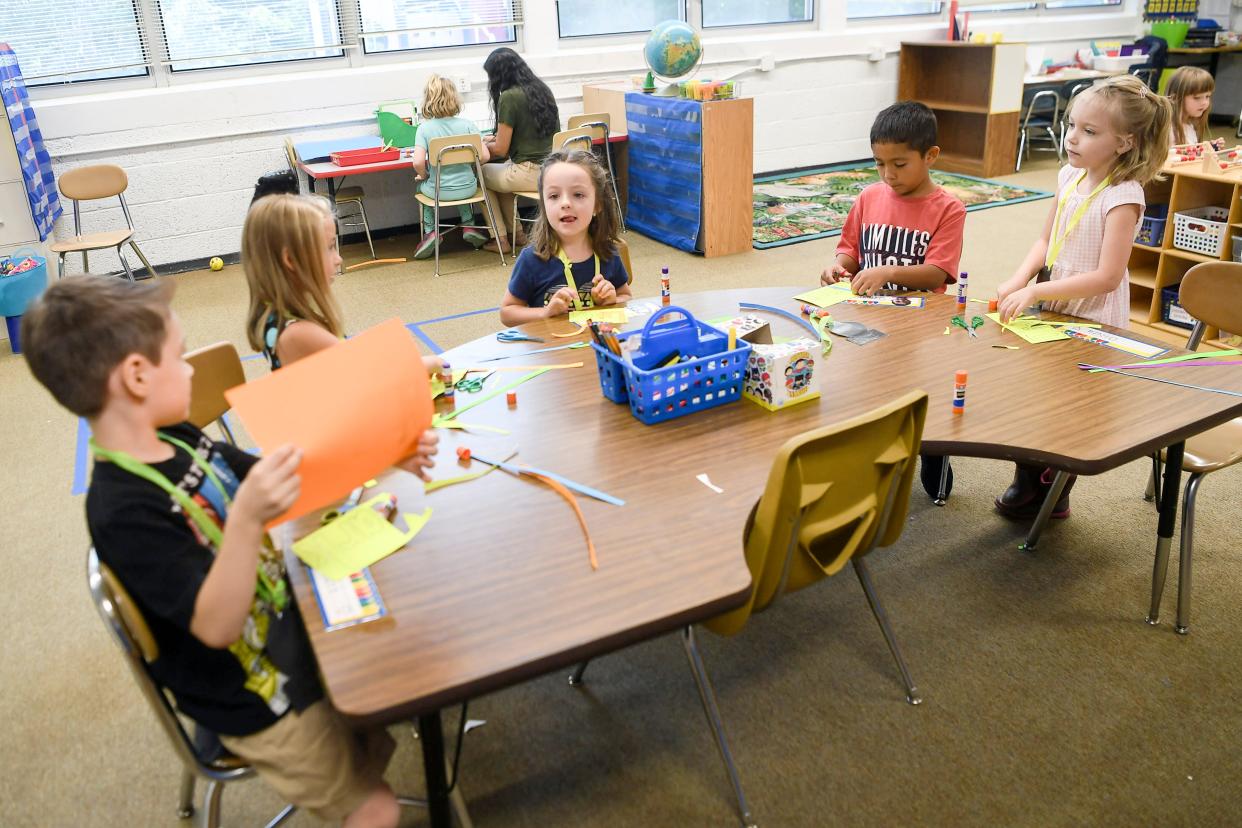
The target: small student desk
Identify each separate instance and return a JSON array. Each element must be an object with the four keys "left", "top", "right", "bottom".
[{"left": 285, "top": 287, "right": 1242, "bottom": 827}]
